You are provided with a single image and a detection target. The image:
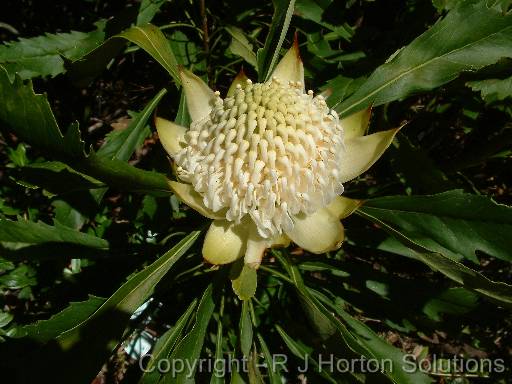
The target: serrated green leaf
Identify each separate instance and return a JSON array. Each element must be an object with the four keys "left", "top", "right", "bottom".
[
  {"left": 361, "top": 190, "right": 512, "bottom": 263},
  {"left": 257, "top": 0, "right": 297, "bottom": 82},
  {"left": 1, "top": 63, "right": 175, "bottom": 198},
  {"left": 0, "top": 218, "right": 108, "bottom": 249},
  {"left": 0, "top": 21, "right": 106, "bottom": 80},
  {"left": 357, "top": 208, "right": 512, "bottom": 305},
  {"left": 16, "top": 296, "right": 105, "bottom": 343},
  {"left": 0, "top": 264, "right": 37, "bottom": 290},
  {"left": 52, "top": 200, "right": 86, "bottom": 230},
  {"left": 320, "top": 75, "right": 365, "bottom": 106},
  {"left": 277, "top": 253, "right": 433, "bottom": 384},
  {"left": 49, "top": 231, "right": 200, "bottom": 382},
  {"left": 164, "top": 283, "right": 215, "bottom": 384},
  {"left": 14, "top": 161, "right": 104, "bottom": 195},
  {"left": 335, "top": 0, "right": 512, "bottom": 116},
  {"left": 226, "top": 26, "right": 257, "bottom": 68},
  {"left": 0, "top": 66, "right": 85, "bottom": 158}
]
